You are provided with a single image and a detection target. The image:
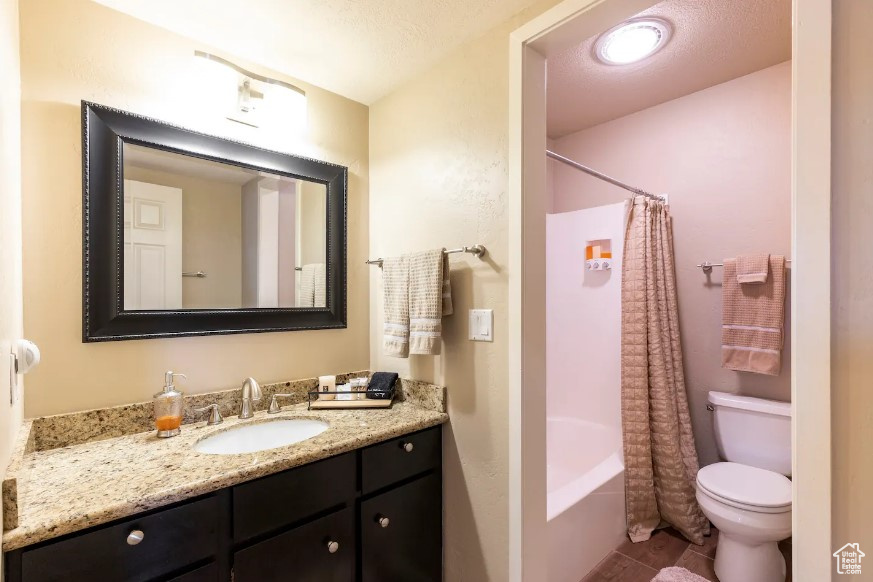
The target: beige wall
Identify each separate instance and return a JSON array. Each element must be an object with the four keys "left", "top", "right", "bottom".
[
  {"left": 831, "top": 0, "right": 873, "bottom": 571},
  {"left": 0, "top": 0, "right": 25, "bottom": 574},
  {"left": 20, "top": 0, "right": 369, "bottom": 417},
  {"left": 124, "top": 166, "right": 243, "bottom": 309},
  {"left": 368, "top": 1, "right": 559, "bottom": 579},
  {"left": 549, "top": 62, "right": 792, "bottom": 465}
]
